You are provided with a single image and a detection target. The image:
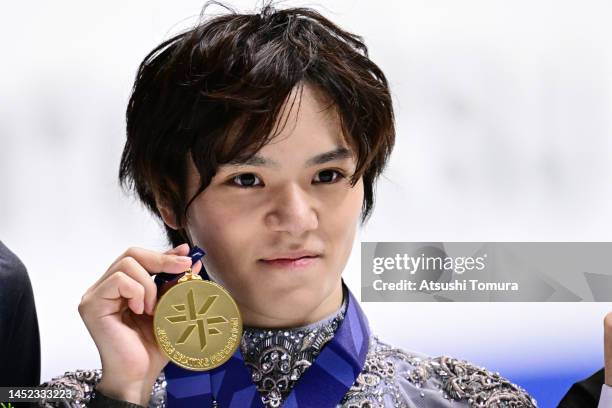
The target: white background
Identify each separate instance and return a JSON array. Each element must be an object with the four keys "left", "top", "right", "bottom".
[{"left": 1, "top": 0, "right": 611, "bottom": 385}]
